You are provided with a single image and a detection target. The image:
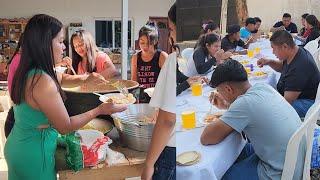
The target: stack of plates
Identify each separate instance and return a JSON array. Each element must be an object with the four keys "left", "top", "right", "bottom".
[{"left": 177, "top": 151, "right": 201, "bottom": 166}]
